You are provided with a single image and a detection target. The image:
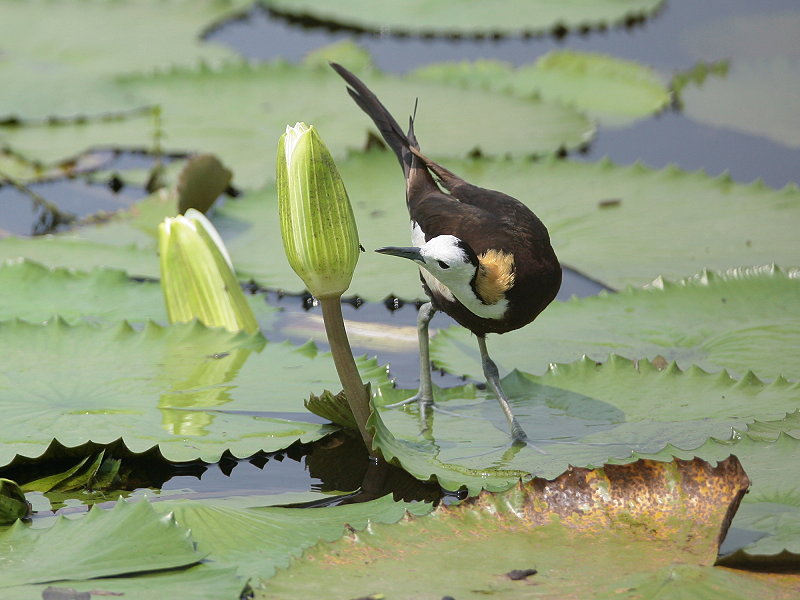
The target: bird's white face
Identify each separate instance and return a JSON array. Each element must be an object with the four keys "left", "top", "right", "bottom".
[
  {"left": 417, "top": 235, "right": 478, "bottom": 291},
  {"left": 376, "top": 233, "right": 510, "bottom": 318}
]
